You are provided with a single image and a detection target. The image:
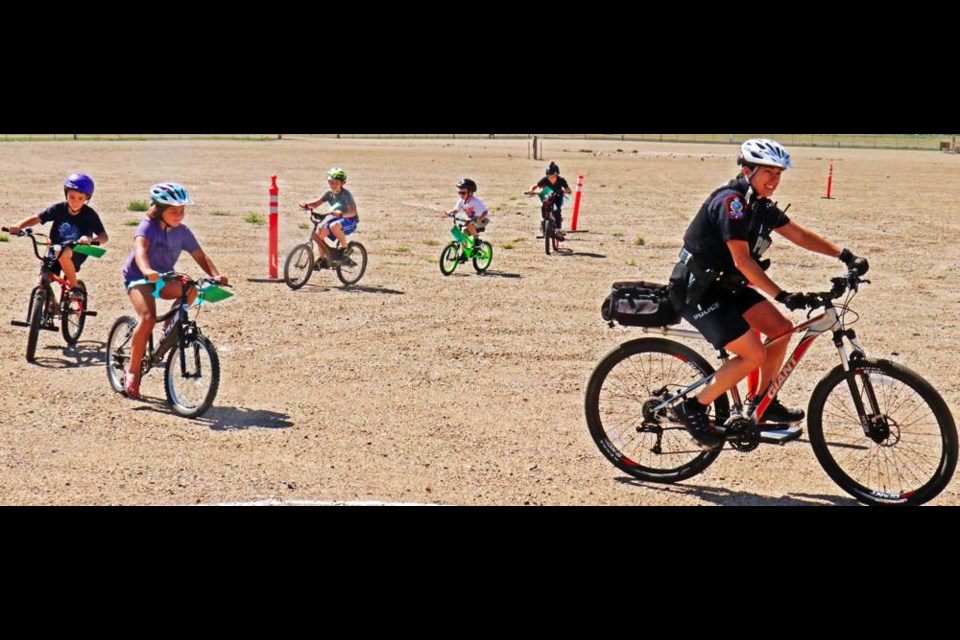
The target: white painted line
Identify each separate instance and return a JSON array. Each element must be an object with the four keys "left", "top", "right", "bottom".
[{"left": 204, "top": 499, "right": 445, "bottom": 506}]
